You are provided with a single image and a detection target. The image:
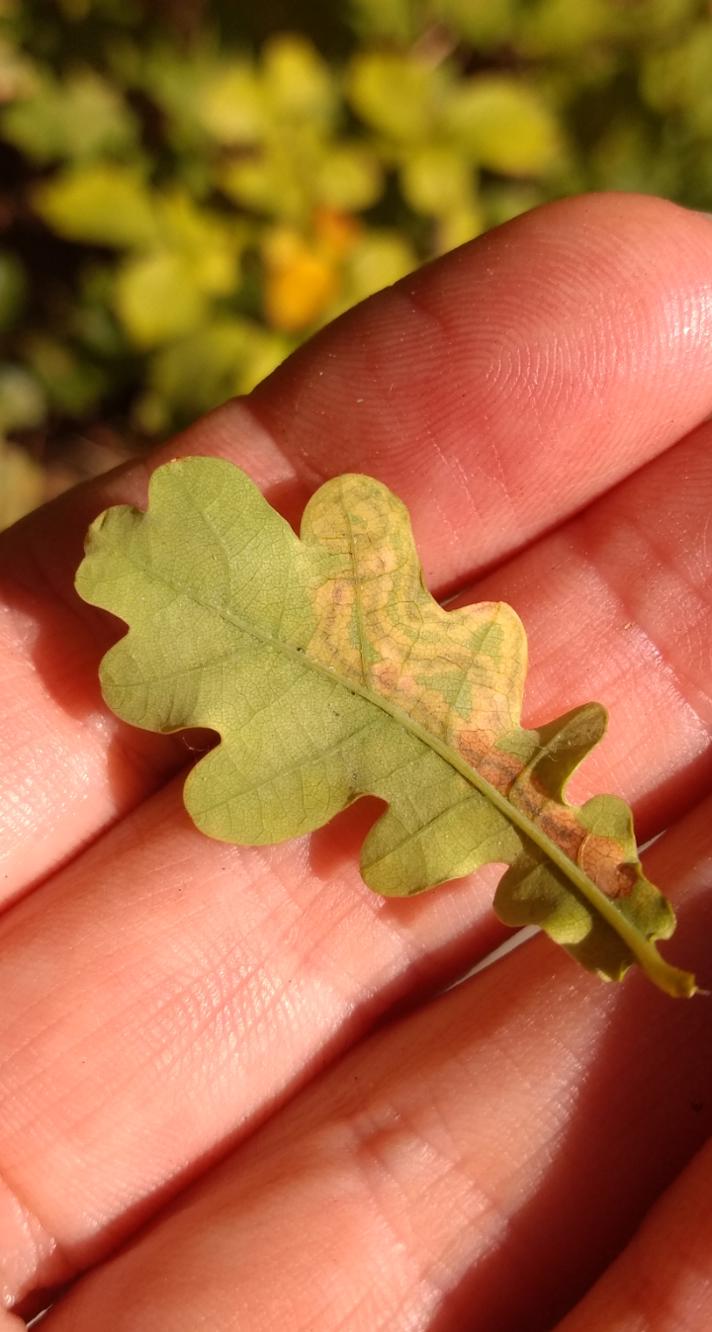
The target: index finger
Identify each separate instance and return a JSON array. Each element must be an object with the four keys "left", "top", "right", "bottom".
[{"left": 2, "top": 192, "right": 712, "bottom": 902}]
